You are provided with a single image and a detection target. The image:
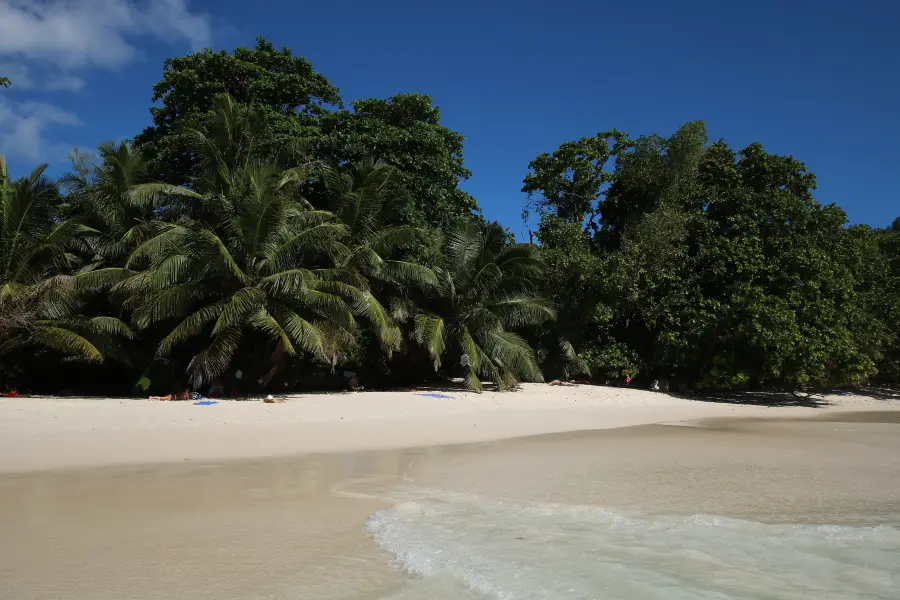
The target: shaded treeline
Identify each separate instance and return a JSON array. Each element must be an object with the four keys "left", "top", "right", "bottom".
[{"left": 1, "top": 40, "right": 898, "bottom": 395}]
